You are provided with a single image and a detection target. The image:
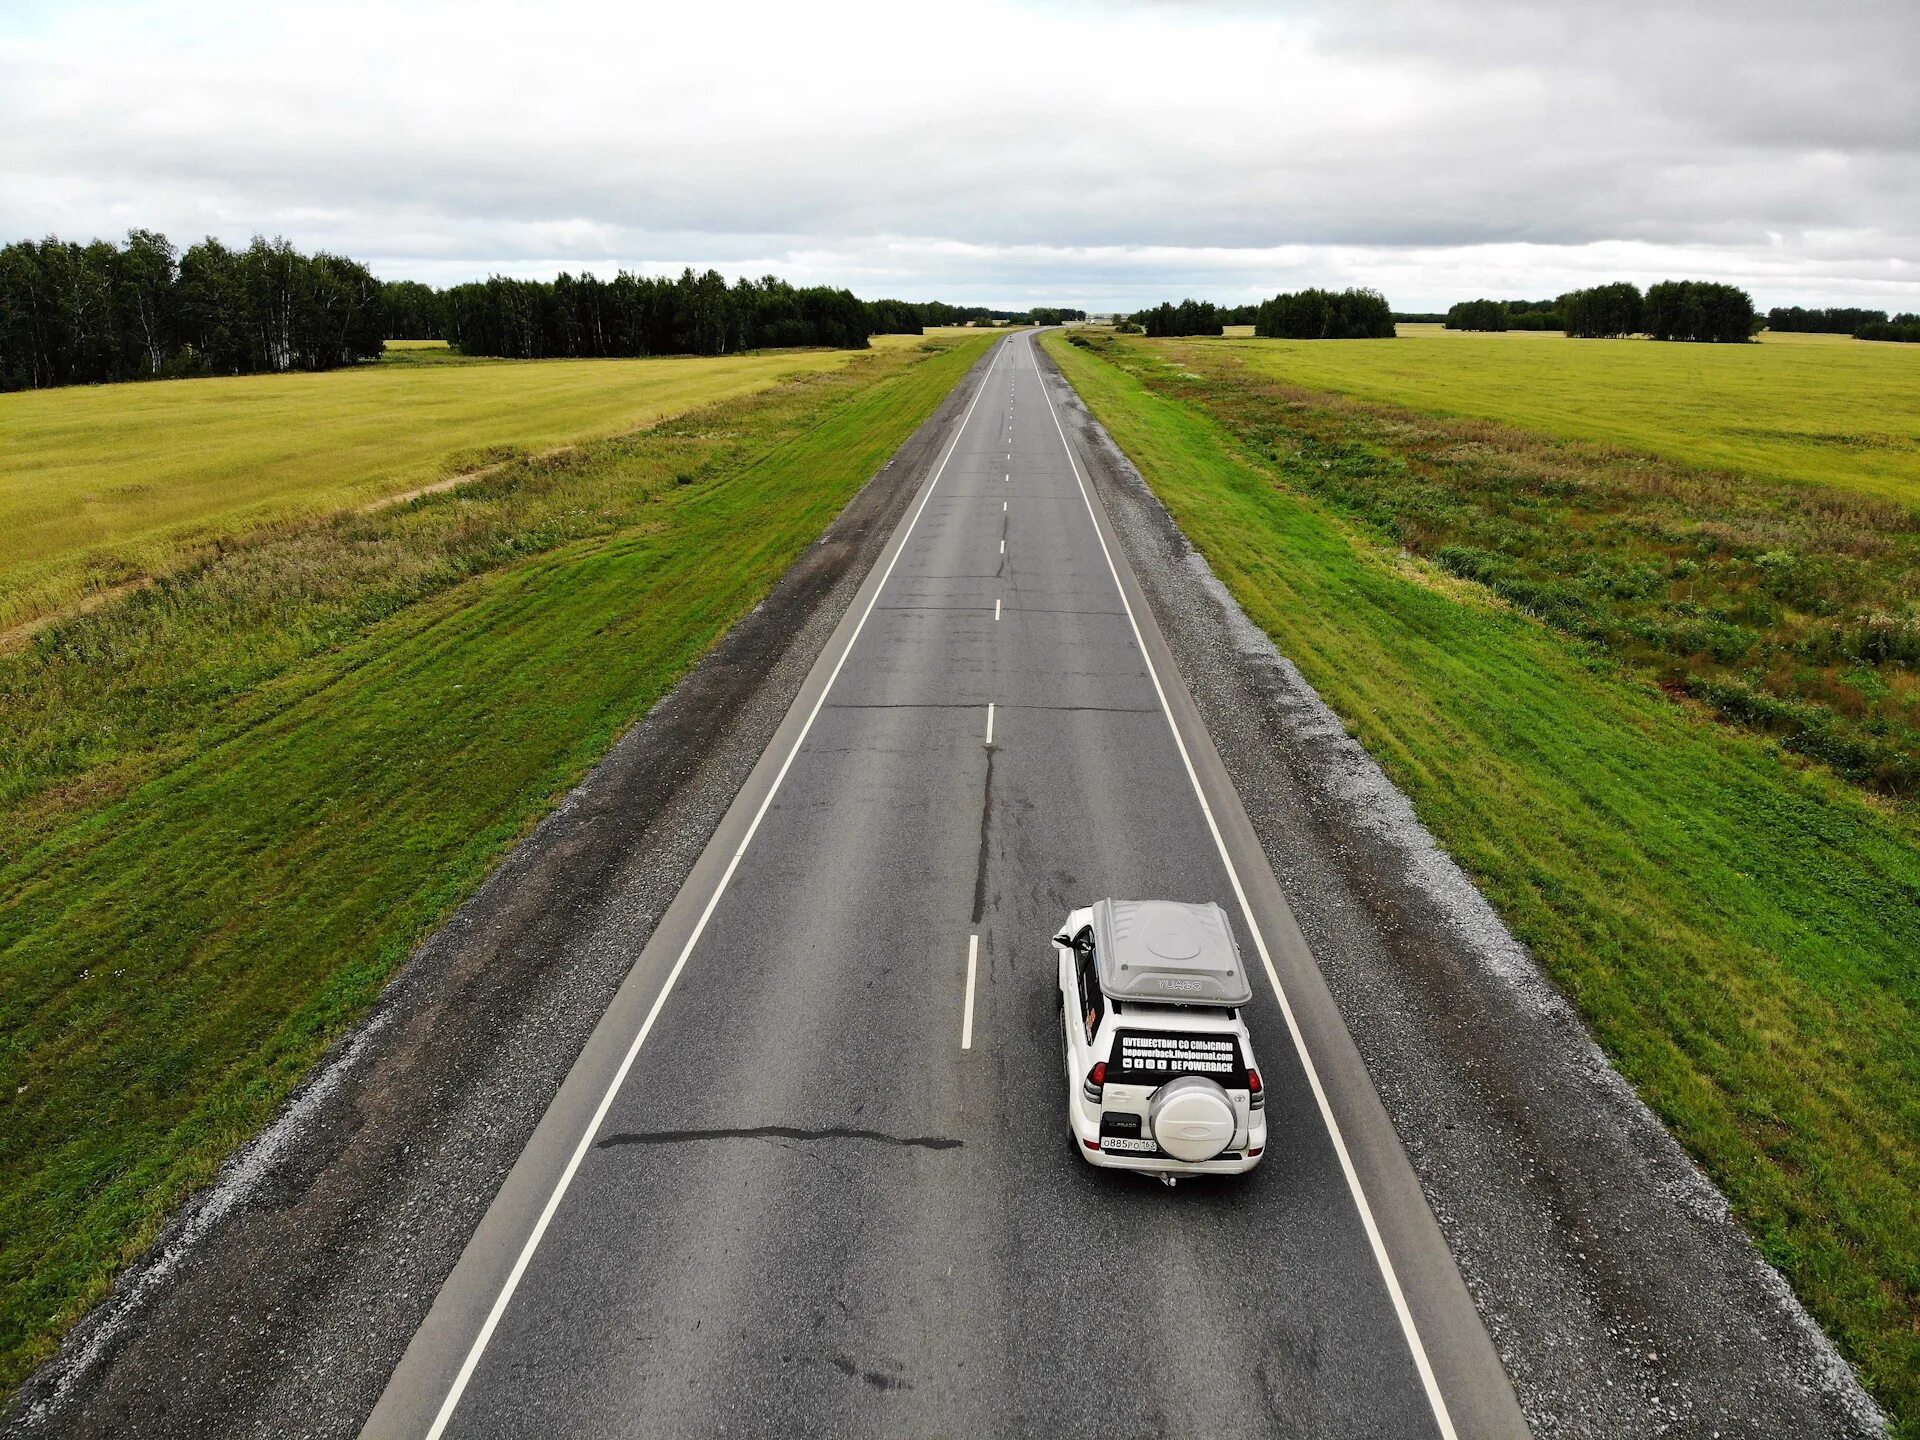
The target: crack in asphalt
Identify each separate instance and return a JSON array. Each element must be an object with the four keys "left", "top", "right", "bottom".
[{"left": 595, "top": 1126, "right": 963, "bottom": 1151}]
